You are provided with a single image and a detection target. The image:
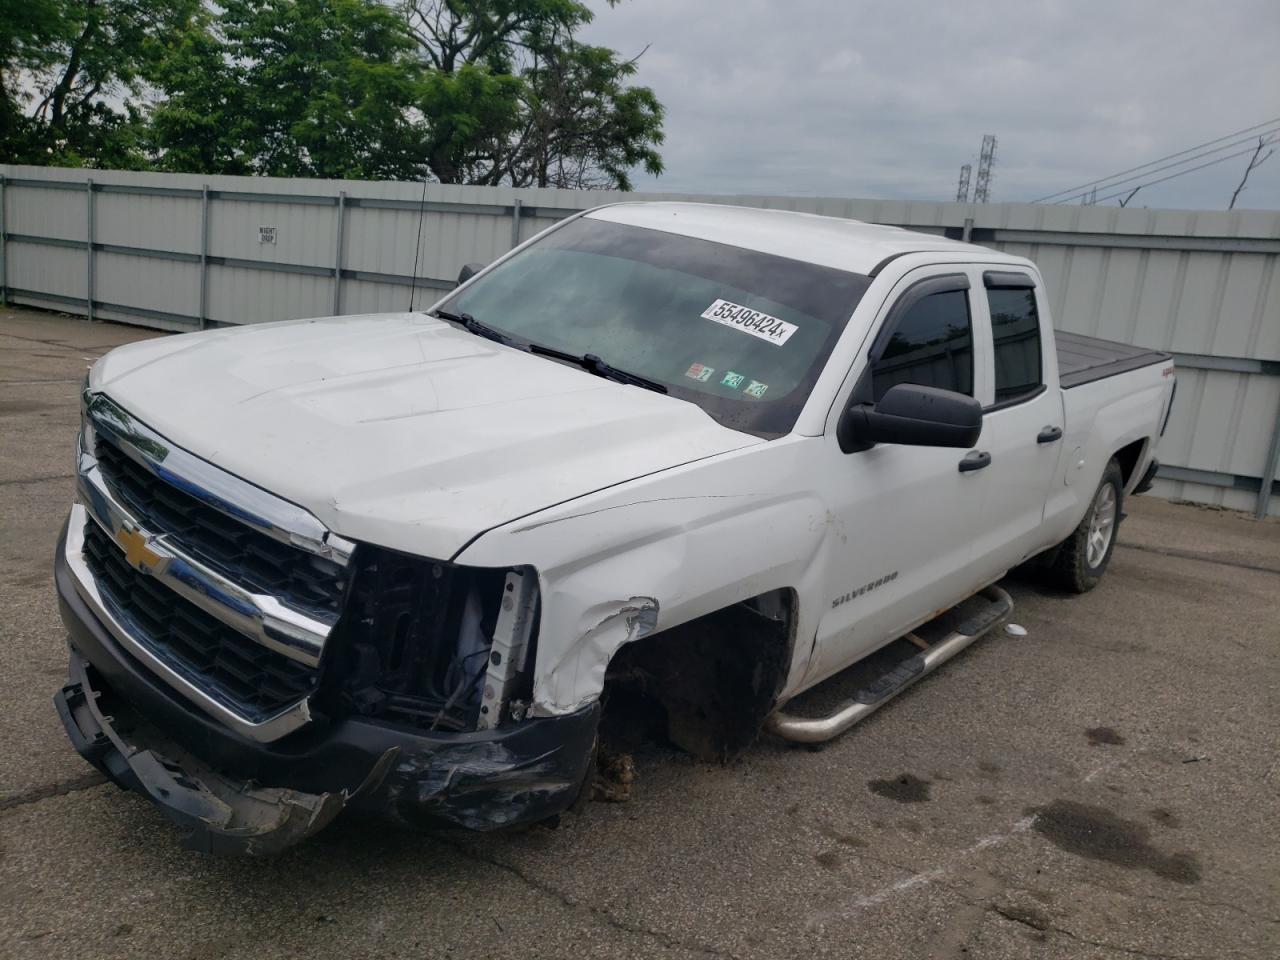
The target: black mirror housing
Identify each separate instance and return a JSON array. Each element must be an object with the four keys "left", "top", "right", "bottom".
[
  {"left": 456, "top": 262, "right": 485, "bottom": 287},
  {"left": 839, "top": 383, "right": 982, "bottom": 452}
]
